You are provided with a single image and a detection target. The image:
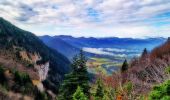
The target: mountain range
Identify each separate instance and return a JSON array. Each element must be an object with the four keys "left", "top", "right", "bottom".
[
  {"left": 40, "top": 35, "right": 166, "bottom": 59},
  {"left": 39, "top": 35, "right": 80, "bottom": 60},
  {"left": 39, "top": 35, "right": 166, "bottom": 75}
]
